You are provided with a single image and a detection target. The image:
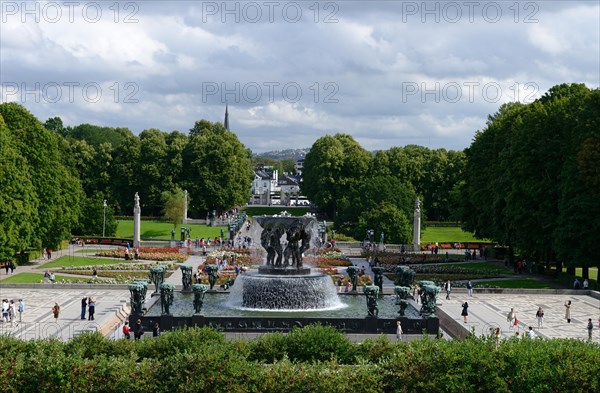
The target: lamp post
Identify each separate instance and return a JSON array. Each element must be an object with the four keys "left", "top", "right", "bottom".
[{"left": 102, "top": 200, "right": 107, "bottom": 237}]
